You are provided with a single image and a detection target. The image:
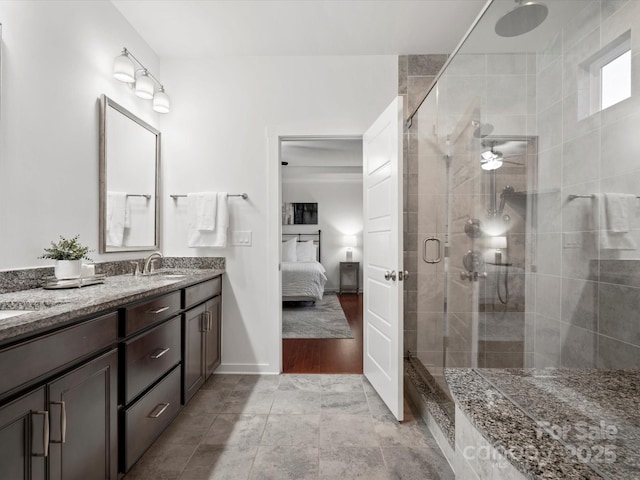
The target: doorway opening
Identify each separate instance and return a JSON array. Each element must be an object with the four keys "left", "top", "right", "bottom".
[{"left": 278, "top": 137, "right": 364, "bottom": 374}]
